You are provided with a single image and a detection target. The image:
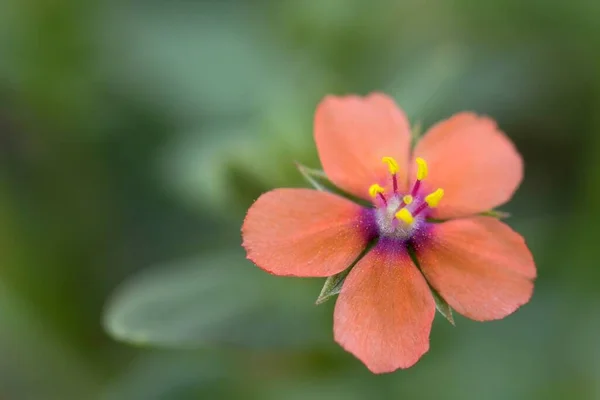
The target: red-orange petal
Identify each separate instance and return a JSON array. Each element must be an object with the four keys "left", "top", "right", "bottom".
[
  {"left": 411, "top": 113, "right": 523, "bottom": 219},
  {"left": 242, "top": 188, "right": 373, "bottom": 277},
  {"left": 334, "top": 240, "right": 435, "bottom": 373},
  {"left": 416, "top": 217, "right": 536, "bottom": 321},
  {"left": 314, "top": 93, "right": 412, "bottom": 200}
]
